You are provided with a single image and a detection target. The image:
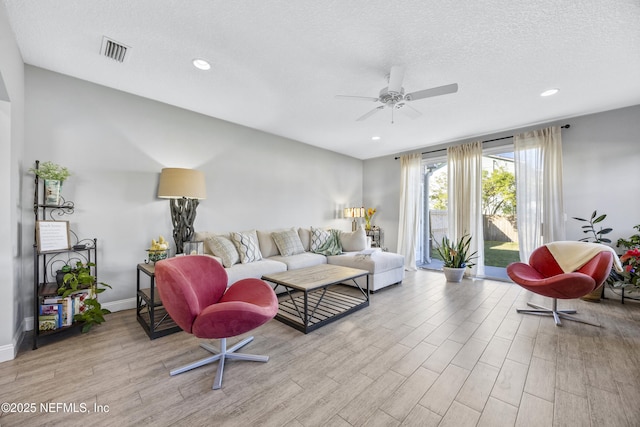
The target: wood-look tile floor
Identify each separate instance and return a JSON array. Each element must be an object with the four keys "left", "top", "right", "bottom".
[{"left": 2, "top": 269, "right": 639, "bottom": 426}]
